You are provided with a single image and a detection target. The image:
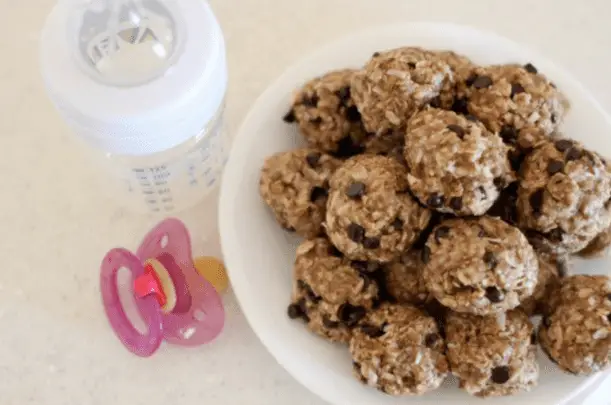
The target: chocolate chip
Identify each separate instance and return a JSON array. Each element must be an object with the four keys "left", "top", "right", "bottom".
[
  {"left": 360, "top": 323, "right": 386, "bottom": 338},
  {"left": 447, "top": 124, "right": 465, "bottom": 139},
  {"left": 451, "top": 98, "right": 469, "bottom": 115},
  {"left": 391, "top": 217, "right": 404, "bottom": 230},
  {"left": 543, "top": 316, "right": 551, "bottom": 328},
  {"left": 531, "top": 332, "right": 537, "bottom": 345},
  {"left": 551, "top": 114, "right": 557, "bottom": 124},
  {"left": 547, "top": 159, "right": 564, "bottom": 175},
  {"left": 346, "top": 182, "right": 366, "bottom": 199},
  {"left": 322, "top": 316, "right": 339, "bottom": 329},
  {"left": 302, "top": 94, "right": 319, "bottom": 107},
  {"left": 500, "top": 125, "right": 518, "bottom": 145},
  {"left": 350, "top": 261, "right": 368, "bottom": 273},
  {"left": 434, "top": 226, "right": 450, "bottom": 243},
  {"left": 449, "top": 197, "right": 463, "bottom": 211},
  {"left": 408, "top": 62, "right": 416, "bottom": 68},
  {"left": 337, "top": 304, "right": 366, "bottom": 327},
  {"left": 494, "top": 177, "right": 505, "bottom": 190},
  {"left": 483, "top": 251, "right": 498, "bottom": 270},
  {"left": 425, "top": 333, "right": 439, "bottom": 348},
  {"left": 336, "top": 86, "right": 351, "bottom": 103},
  {"left": 547, "top": 228, "right": 564, "bottom": 243},
  {"left": 363, "top": 237, "right": 381, "bottom": 249},
  {"left": 465, "top": 73, "right": 478, "bottom": 87},
  {"left": 287, "top": 304, "right": 302, "bottom": 319},
  {"left": 335, "top": 136, "right": 365, "bottom": 158},
  {"left": 511, "top": 83, "right": 525, "bottom": 97},
  {"left": 524, "top": 63, "right": 538, "bottom": 74},
  {"left": 346, "top": 106, "right": 361, "bottom": 122},
  {"left": 310, "top": 116, "right": 323, "bottom": 124},
  {"left": 607, "top": 294, "right": 611, "bottom": 301},
  {"left": 283, "top": 109, "right": 296, "bottom": 123},
  {"left": 347, "top": 223, "right": 365, "bottom": 244},
  {"left": 465, "top": 114, "right": 478, "bottom": 122},
  {"left": 422, "top": 246, "right": 431, "bottom": 264},
  {"left": 607, "top": 313, "right": 611, "bottom": 323},
  {"left": 472, "top": 75, "right": 493, "bottom": 89},
  {"left": 485, "top": 287, "right": 504, "bottom": 303},
  {"left": 554, "top": 139, "right": 573, "bottom": 152},
  {"left": 427, "top": 193, "right": 445, "bottom": 208},
  {"left": 491, "top": 366, "right": 511, "bottom": 384},
  {"left": 328, "top": 245, "right": 343, "bottom": 257},
  {"left": 429, "top": 96, "right": 441, "bottom": 108},
  {"left": 372, "top": 52, "right": 380, "bottom": 57},
  {"left": 310, "top": 186, "right": 328, "bottom": 202},
  {"left": 508, "top": 149, "right": 524, "bottom": 172},
  {"left": 306, "top": 152, "right": 321, "bottom": 168},
  {"left": 298, "top": 299, "right": 309, "bottom": 320},
  {"left": 565, "top": 147, "right": 582, "bottom": 161},
  {"left": 529, "top": 189, "right": 545, "bottom": 216}
]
